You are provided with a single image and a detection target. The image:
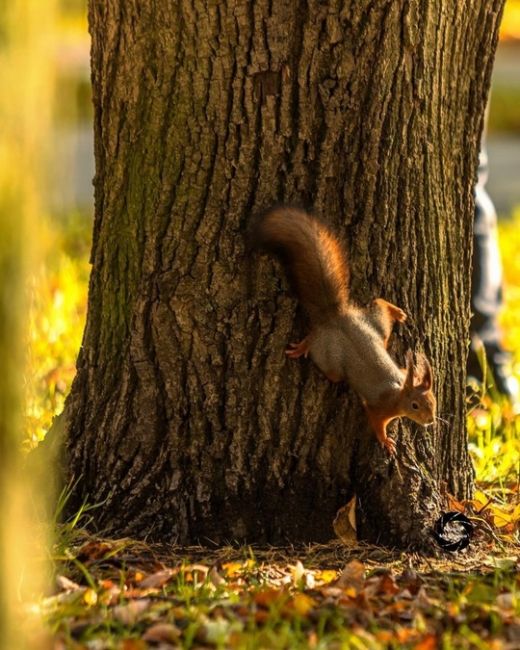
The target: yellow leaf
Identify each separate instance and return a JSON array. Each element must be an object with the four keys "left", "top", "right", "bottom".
[
  {"left": 316, "top": 569, "right": 337, "bottom": 584},
  {"left": 289, "top": 593, "right": 316, "bottom": 616},
  {"left": 83, "top": 588, "right": 98, "bottom": 606},
  {"left": 222, "top": 562, "right": 242, "bottom": 577}
]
